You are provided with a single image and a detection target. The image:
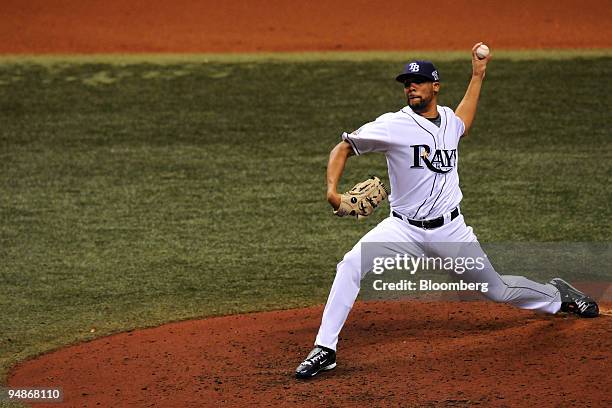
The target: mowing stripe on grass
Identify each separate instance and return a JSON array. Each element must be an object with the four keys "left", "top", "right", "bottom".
[{"left": 0, "top": 49, "right": 610, "bottom": 65}]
